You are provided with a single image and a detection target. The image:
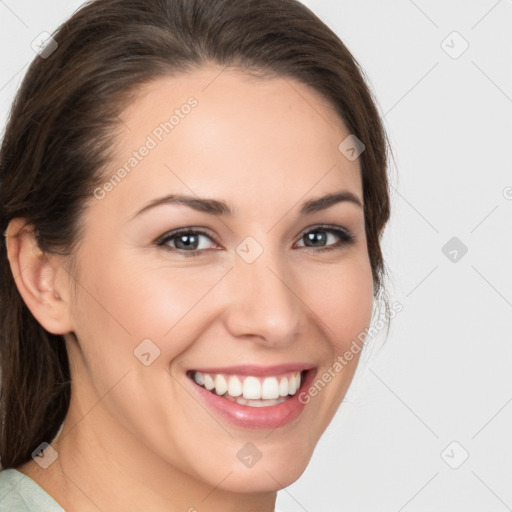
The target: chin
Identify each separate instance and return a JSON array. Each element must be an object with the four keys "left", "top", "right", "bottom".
[
  {"left": 218, "top": 455, "right": 312, "bottom": 494},
  {"left": 197, "top": 433, "right": 317, "bottom": 494}
]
